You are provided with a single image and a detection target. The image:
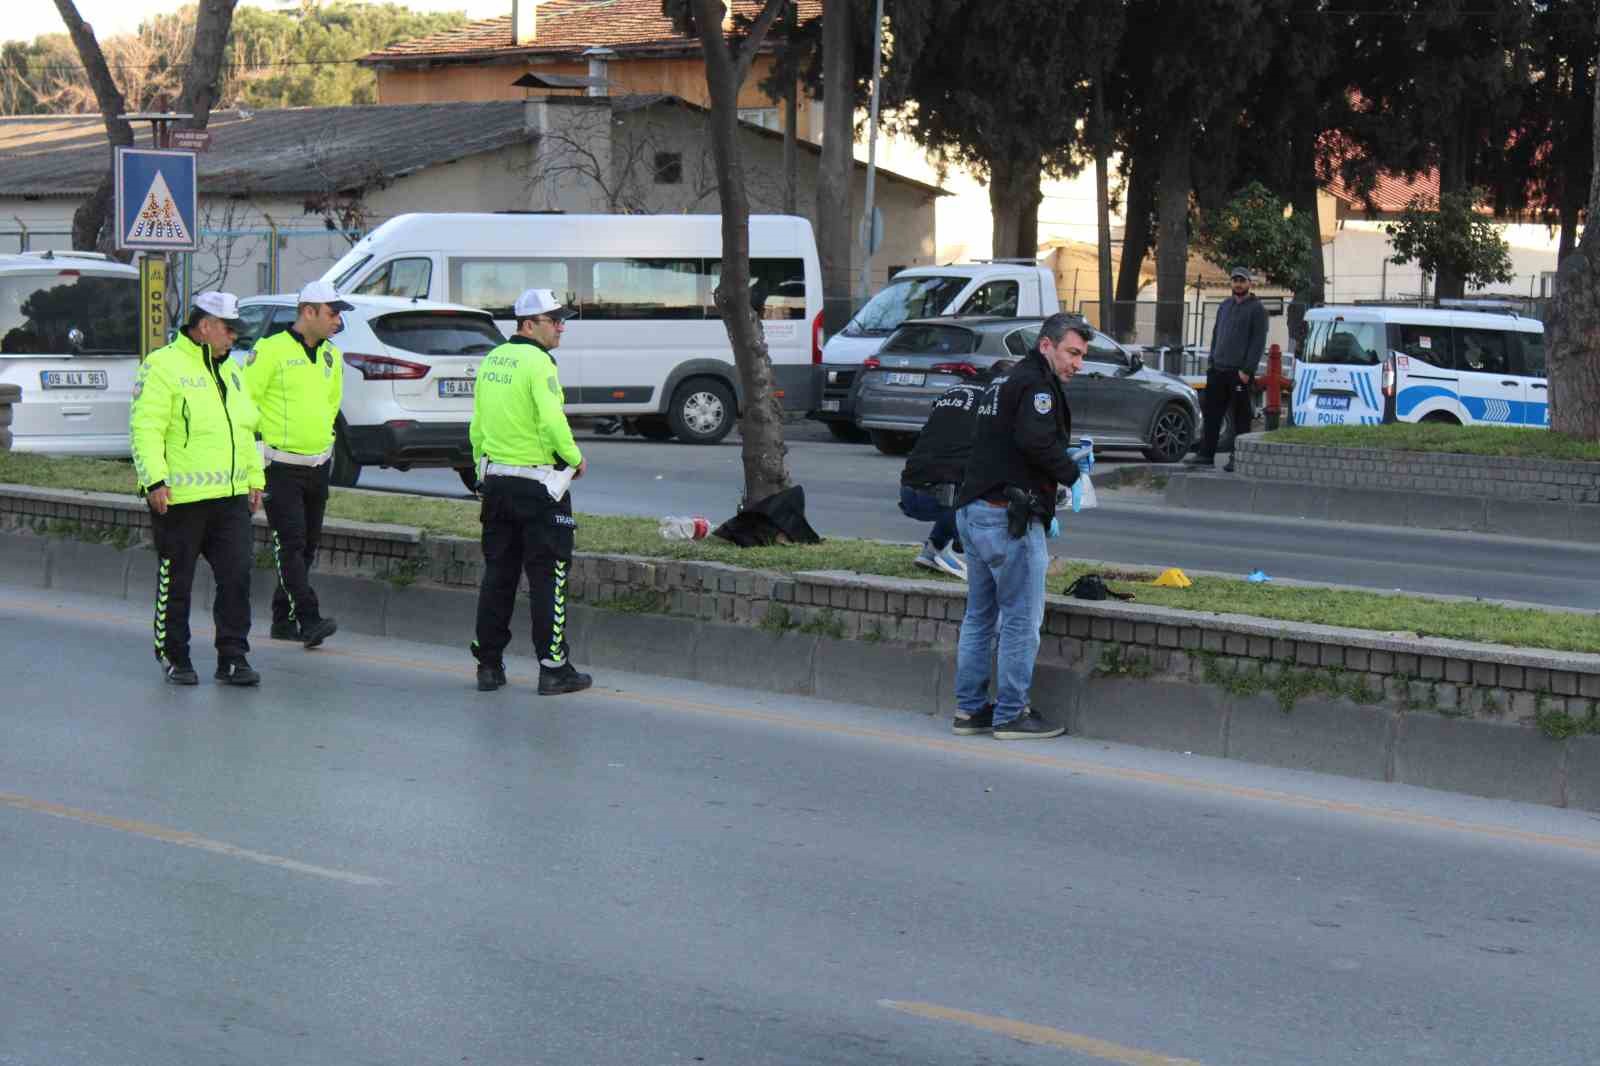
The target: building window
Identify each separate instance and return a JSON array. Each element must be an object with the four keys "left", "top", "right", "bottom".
[
  {"left": 654, "top": 152, "right": 683, "bottom": 185},
  {"left": 737, "top": 107, "right": 781, "bottom": 131}
]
